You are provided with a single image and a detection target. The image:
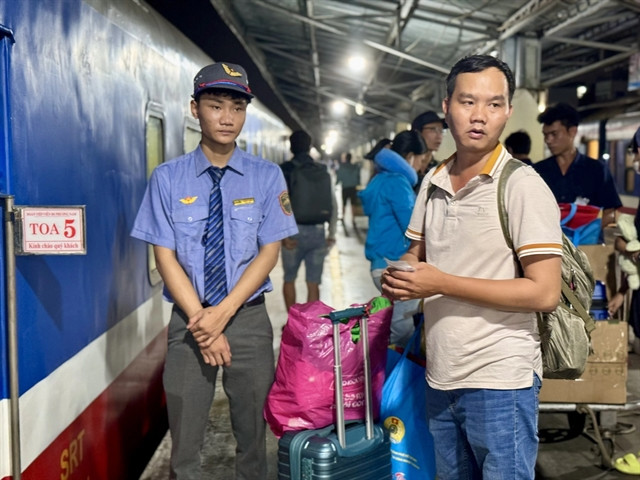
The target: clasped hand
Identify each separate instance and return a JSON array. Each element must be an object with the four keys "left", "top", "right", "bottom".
[{"left": 187, "top": 304, "right": 233, "bottom": 365}]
